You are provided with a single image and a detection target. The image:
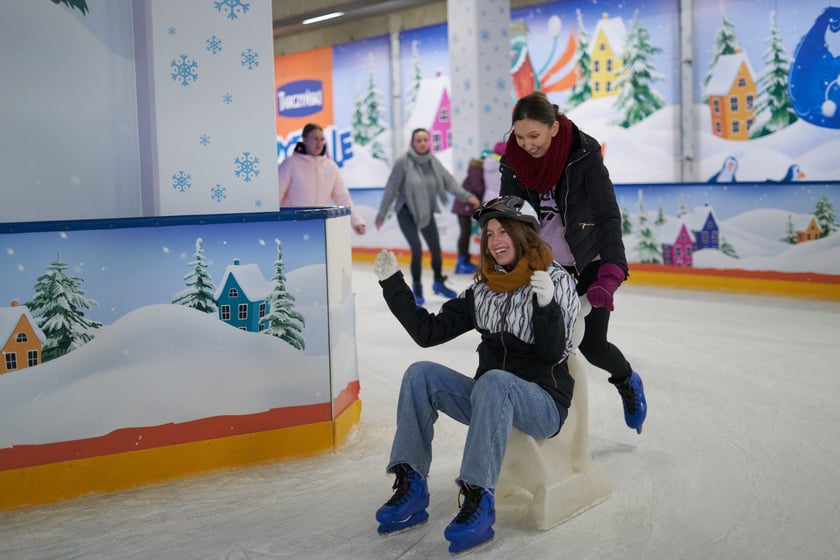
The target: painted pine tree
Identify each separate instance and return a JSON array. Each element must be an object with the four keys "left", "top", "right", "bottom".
[
  {"left": 25, "top": 251, "right": 102, "bottom": 361},
  {"left": 781, "top": 215, "right": 798, "bottom": 244},
  {"left": 621, "top": 204, "right": 633, "bottom": 235},
  {"left": 677, "top": 193, "right": 688, "bottom": 218},
  {"left": 351, "top": 56, "right": 387, "bottom": 162},
  {"left": 704, "top": 9, "right": 741, "bottom": 94},
  {"left": 405, "top": 40, "right": 423, "bottom": 120},
  {"left": 566, "top": 9, "right": 592, "bottom": 110},
  {"left": 612, "top": 11, "right": 664, "bottom": 128},
  {"left": 751, "top": 10, "right": 798, "bottom": 138},
  {"left": 814, "top": 196, "right": 837, "bottom": 238},
  {"left": 263, "top": 239, "right": 305, "bottom": 350},
  {"left": 172, "top": 237, "right": 217, "bottom": 313},
  {"left": 634, "top": 190, "right": 662, "bottom": 263},
  {"left": 656, "top": 199, "right": 666, "bottom": 226},
  {"left": 719, "top": 236, "right": 739, "bottom": 258}
]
